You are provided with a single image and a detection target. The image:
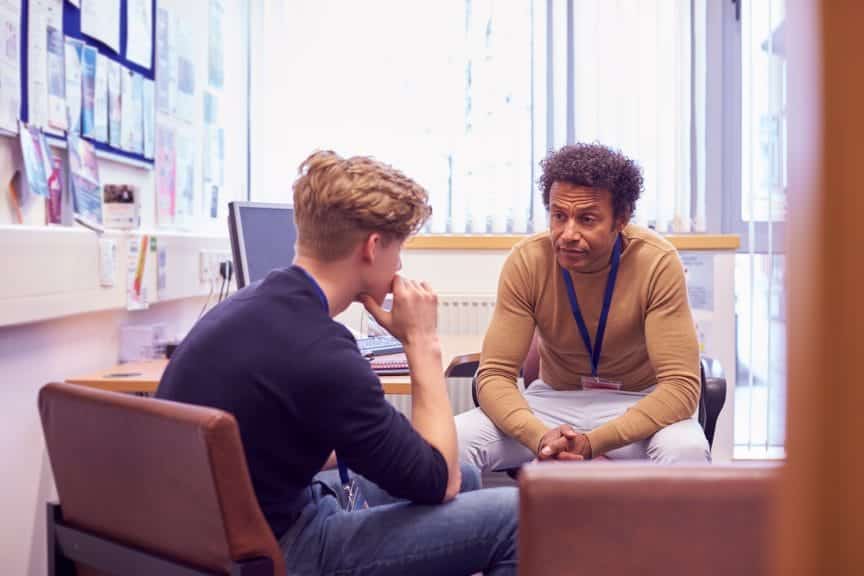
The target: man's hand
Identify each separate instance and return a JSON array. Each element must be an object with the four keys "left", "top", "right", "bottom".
[
  {"left": 360, "top": 275, "right": 438, "bottom": 346},
  {"left": 537, "top": 424, "right": 592, "bottom": 461}
]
